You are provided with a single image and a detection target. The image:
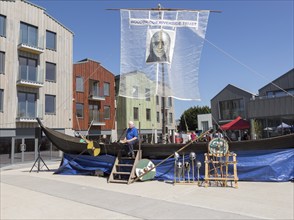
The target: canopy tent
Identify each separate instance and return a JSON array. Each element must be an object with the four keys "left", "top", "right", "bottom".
[
  {"left": 220, "top": 116, "right": 250, "bottom": 131},
  {"left": 277, "top": 122, "right": 291, "bottom": 129}
]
